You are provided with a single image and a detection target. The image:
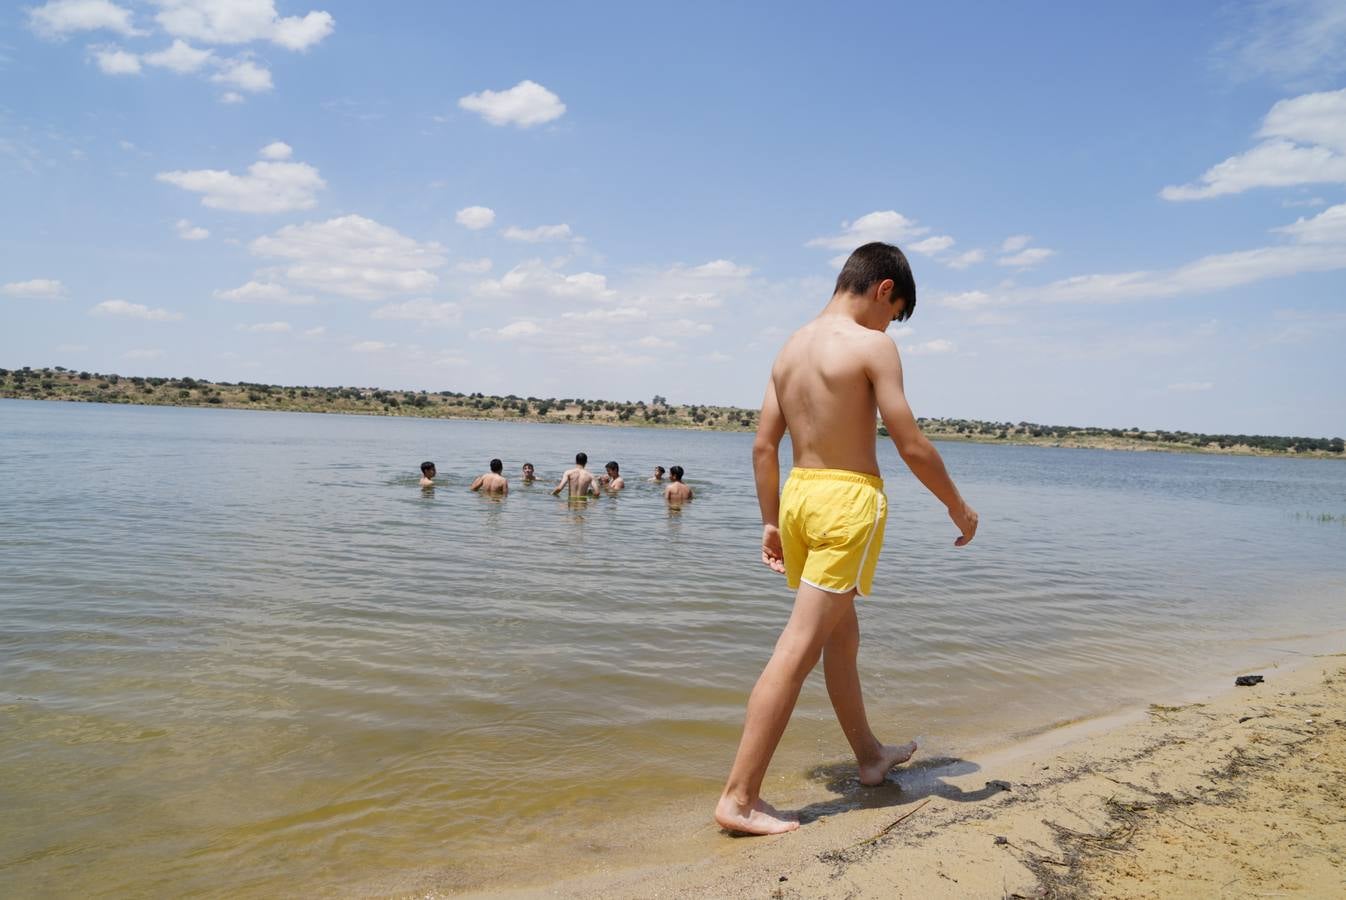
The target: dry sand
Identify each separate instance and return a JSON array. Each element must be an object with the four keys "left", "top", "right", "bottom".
[{"left": 444, "top": 655, "right": 1345, "bottom": 899}]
